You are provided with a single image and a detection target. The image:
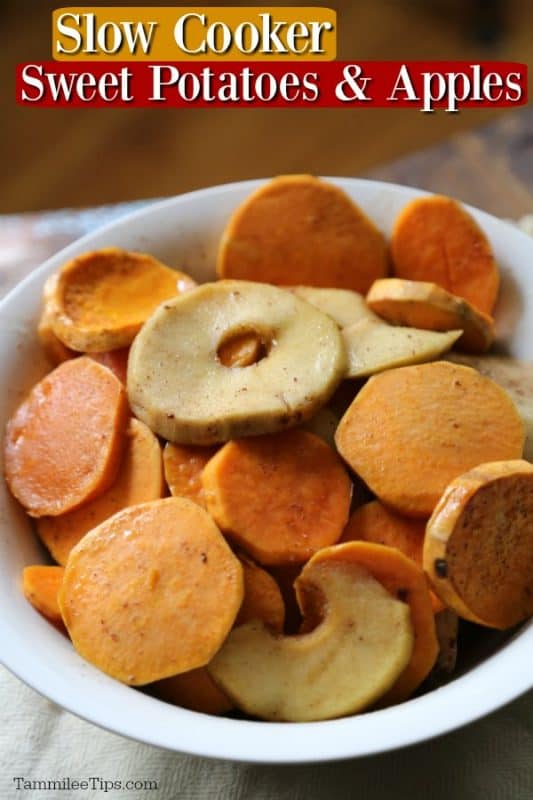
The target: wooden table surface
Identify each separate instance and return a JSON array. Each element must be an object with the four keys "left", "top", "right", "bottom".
[{"left": 0, "top": 106, "right": 531, "bottom": 302}]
